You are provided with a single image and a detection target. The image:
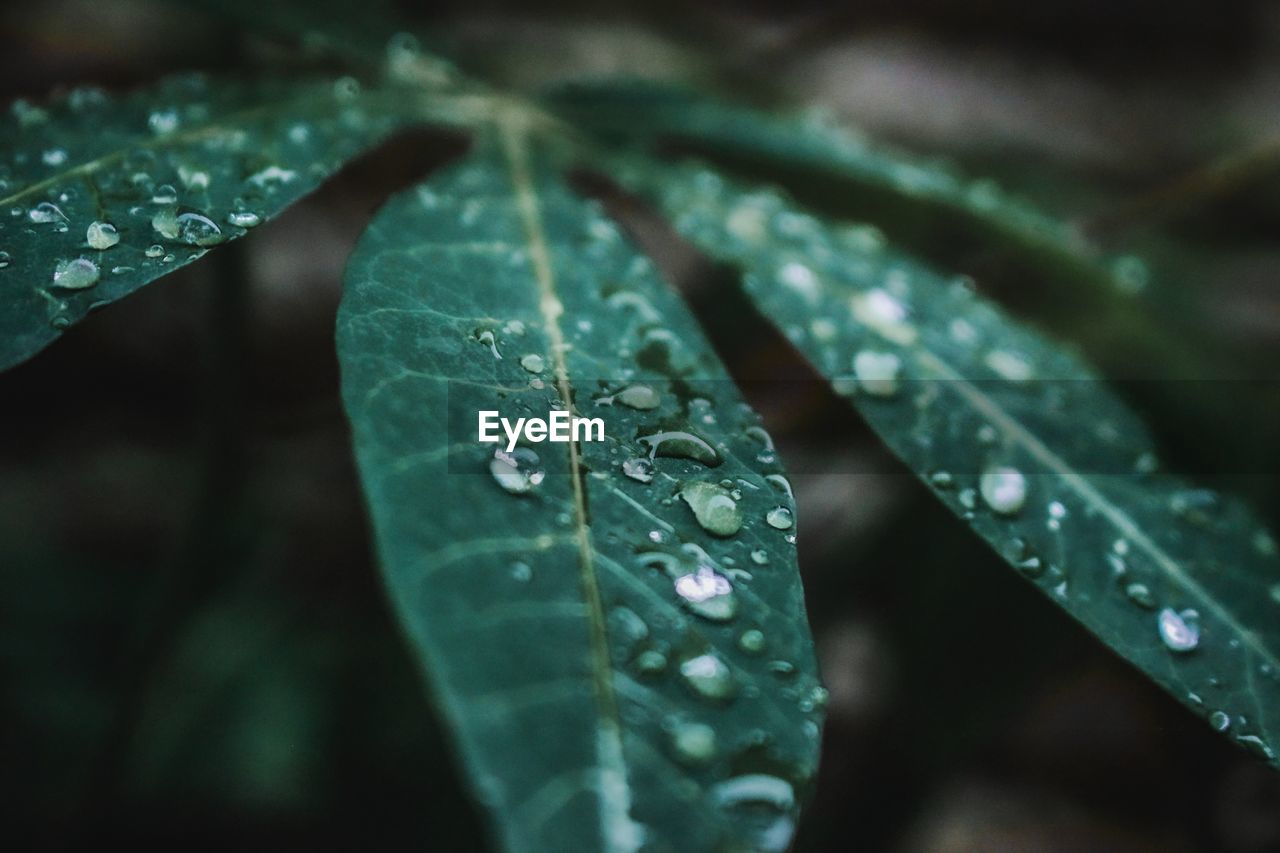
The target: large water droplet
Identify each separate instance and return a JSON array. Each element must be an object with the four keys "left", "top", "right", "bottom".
[
  {"left": 711, "top": 775, "right": 797, "bottom": 853},
  {"left": 519, "top": 353, "right": 544, "bottom": 373},
  {"left": 674, "top": 566, "right": 738, "bottom": 621},
  {"left": 979, "top": 465, "right": 1027, "bottom": 515},
  {"left": 614, "top": 384, "right": 660, "bottom": 410},
  {"left": 639, "top": 431, "right": 721, "bottom": 467},
  {"left": 1157, "top": 607, "right": 1200, "bottom": 653},
  {"left": 51, "top": 257, "right": 99, "bottom": 290},
  {"left": 765, "top": 506, "right": 794, "bottom": 530},
  {"left": 852, "top": 349, "right": 901, "bottom": 397},
  {"left": 680, "top": 481, "right": 742, "bottom": 537},
  {"left": 176, "top": 212, "right": 223, "bottom": 246},
  {"left": 28, "top": 202, "right": 66, "bottom": 224},
  {"left": 679, "top": 652, "right": 736, "bottom": 701},
  {"left": 489, "top": 447, "right": 544, "bottom": 494},
  {"left": 86, "top": 220, "right": 119, "bottom": 249}
]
